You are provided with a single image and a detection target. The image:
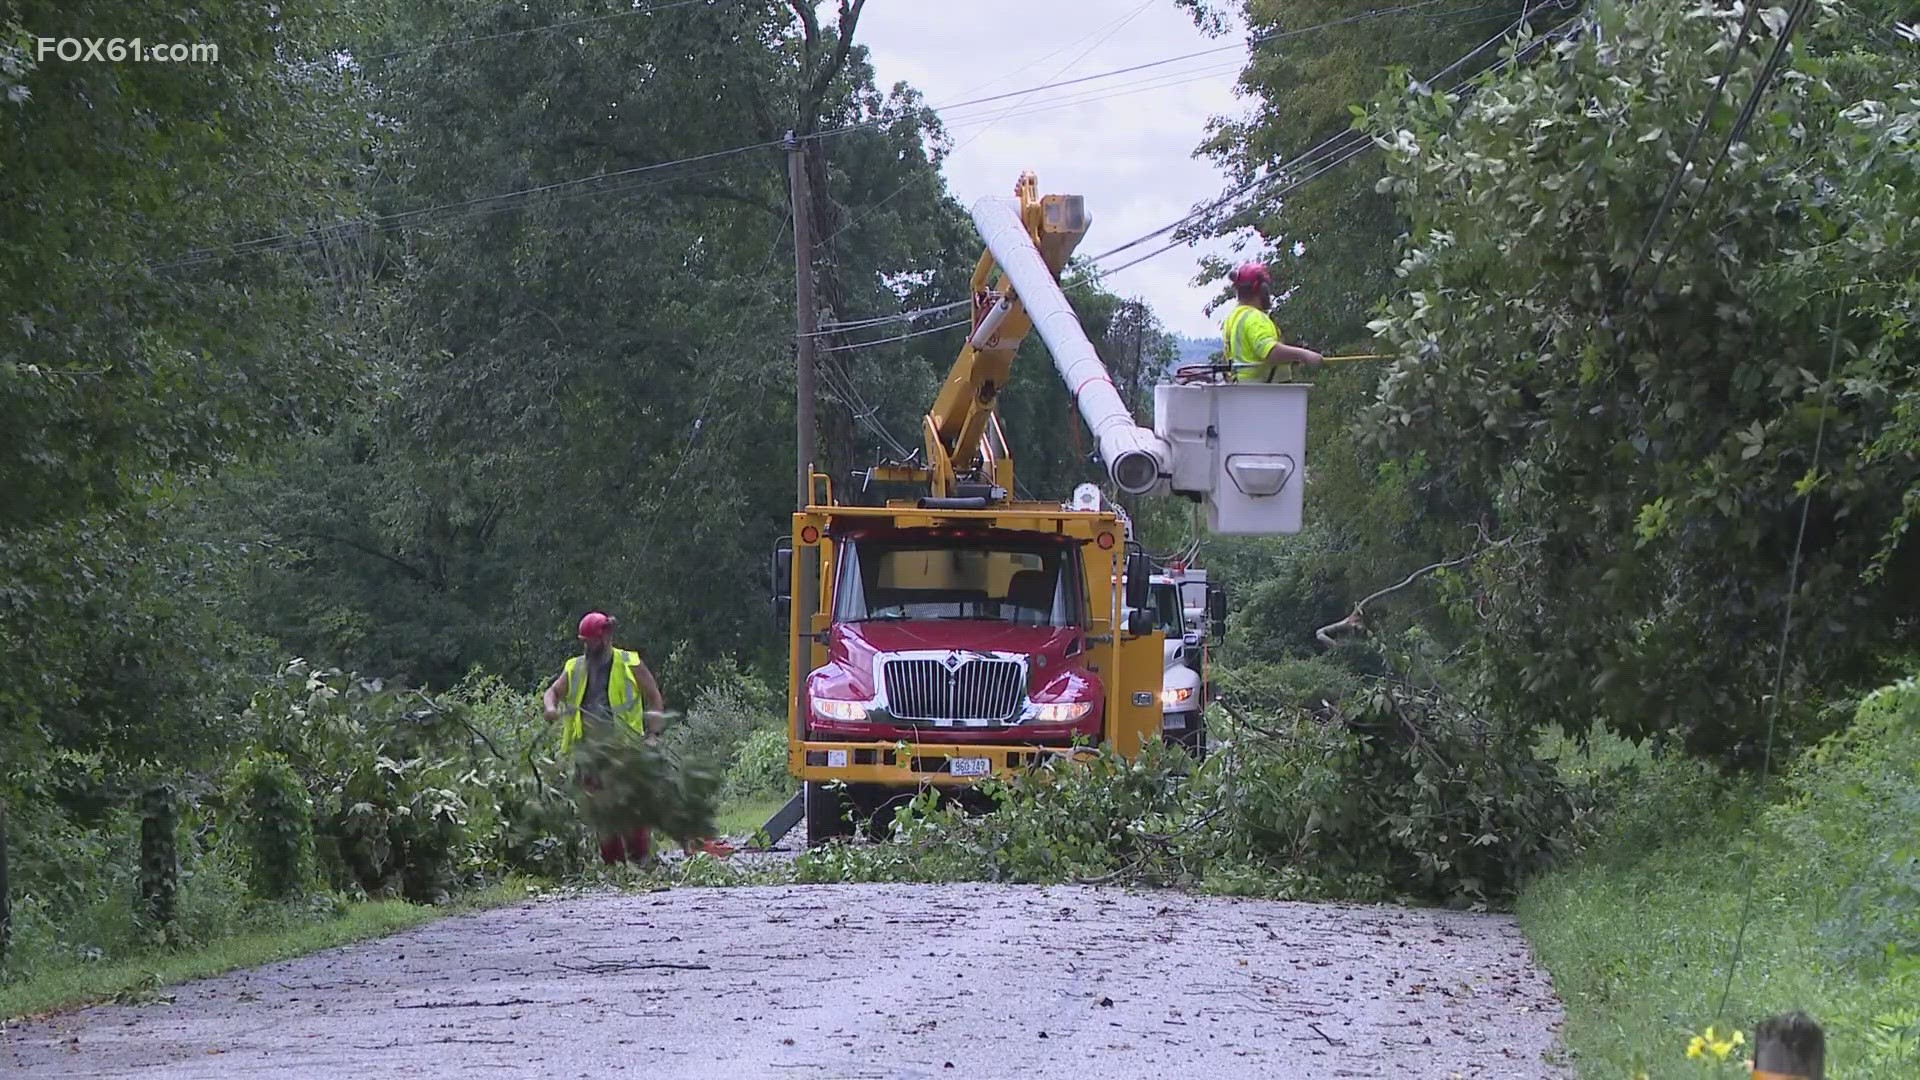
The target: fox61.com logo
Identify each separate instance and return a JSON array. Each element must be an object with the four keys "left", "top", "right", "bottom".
[{"left": 35, "top": 37, "right": 220, "bottom": 64}]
